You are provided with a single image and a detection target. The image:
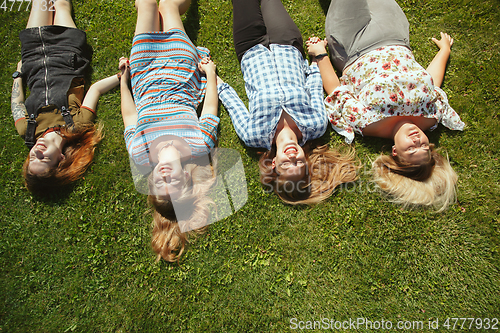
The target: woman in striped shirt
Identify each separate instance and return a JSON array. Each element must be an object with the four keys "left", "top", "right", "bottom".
[{"left": 119, "top": 0, "right": 219, "bottom": 262}]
